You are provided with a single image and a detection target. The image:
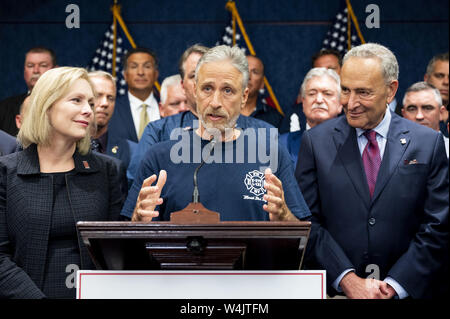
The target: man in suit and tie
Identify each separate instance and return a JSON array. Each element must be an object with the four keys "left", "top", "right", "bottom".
[
  {"left": 279, "top": 67, "right": 342, "bottom": 166},
  {"left": 108, "top": 48, "right": 160, "bottom": 143},
  {"left": 295, "top": 43, "right": 449, "bottom": 299},
  {"left": 279, "top": 49, "right": 343, "bottom": 134}
]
